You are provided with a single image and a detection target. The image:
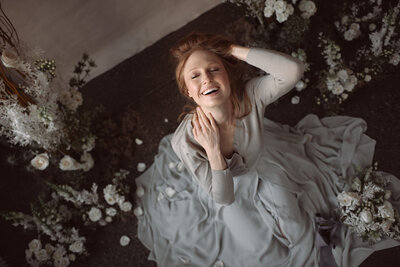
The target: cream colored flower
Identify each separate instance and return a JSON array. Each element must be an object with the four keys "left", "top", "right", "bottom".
[
  {"left": 134, "top": 206, "right": 143, "bottom": 217},
  {"left": 31, "top": 153, "right": 49, "bottom": 170},
  {"left": 106, "top": 207, "right": 117, "bottom": 216},
  {"left": 331, "top": 83, "right": 344, "bottom": 95},
  {"left": 68, "top": 240, "right": 84, "bottom": 254},
  {"left": 119, "top": 201, "right": 133, "bottom": 212},
  {"left": 264, "top": 6, "right": 275, "bottom": 17},
  {"left": 137, "top": 162, "right": 146, "bottom": 172},
  {"left": 364, "top": 75, "right": 372, "bottom": 82},
  {"left": 88, "top": 207, "right": 102, "bottom": 222},
  {"left": 378, "top": 201, "right": 395, "bottom": 220},
  {"left": 360, "top": 210, "right": 373, "bottom": 223},
  {"left": 59, "top": 155, "right": 81, "bottom": 171},
  {"left": 28, "top": 239, "right": 42, "bottom": 253},
  {"left": 274, "top": 0, "right": 287, "bottom": 13},
  {"left": 105, "top": 216, "right": 112, "bottom": 223},
  {"left": 80, "top": 152, "right": 94, "bottom": 172},
  {"left": 136, "top": 186, "right": 145, "bottom": 197},
  {"left": 1, "top": 48, "right": 19, "bottom": 68},
  {"left": 337, "top": 191, "right": 360, "bottom": 207},
  {"left": 337, "top": 69, "right": 348, "bottom": 82}
]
